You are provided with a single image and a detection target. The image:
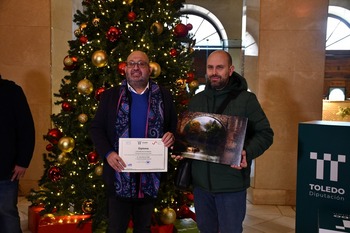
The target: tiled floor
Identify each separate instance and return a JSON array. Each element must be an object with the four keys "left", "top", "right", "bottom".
[{"left": 19, "top": 196, "right": 296, "bottom": 233}]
